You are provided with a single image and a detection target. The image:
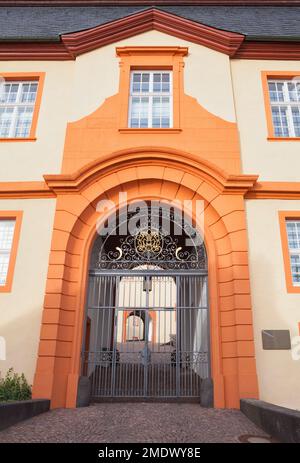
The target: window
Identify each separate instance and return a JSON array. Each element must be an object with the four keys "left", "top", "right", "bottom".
[
  {"left": 268, "top": 79, "right": 300, "bottom": 137},
  {"left": 0, "top": 219, "right": 16, "bottom": 286},
  {"left": 0, "top": 80, "right": 38, "bottom": 138},
  {"left": 279, "top": 211, "right": 300, "bottom": 293},
  {"left": 285, "top": 220, "right": 300, "bottom": 286},
  {"left": 129, "top": 71, "right": 172, "bottom": 128}
]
